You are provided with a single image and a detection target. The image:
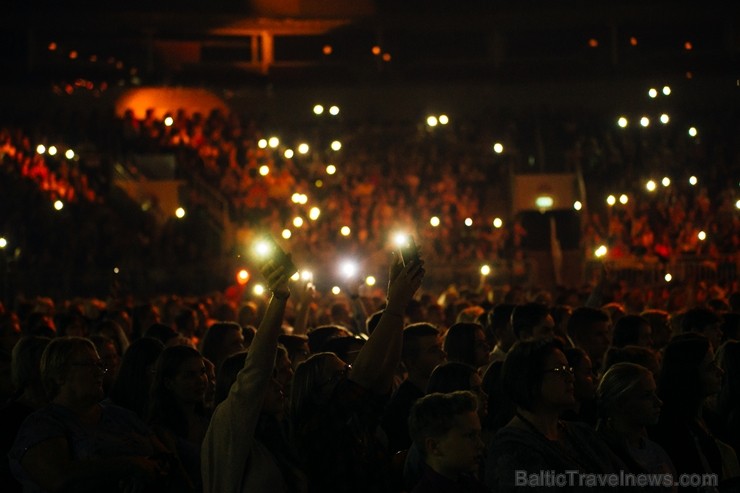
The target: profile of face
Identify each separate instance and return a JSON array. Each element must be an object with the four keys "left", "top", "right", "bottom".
[
  {"left": 573, "top": 354, "right": 596, "bottom": 402},
  {"left": 699, "top": 348, "right": 723, "bottom": 396},
  {"left": 538, "top": 349, "right": 576, "bottom": 411},
  {"left": 430, "top": 411, "right": 485, "bottom": 478},
  {"left": 221, "top": 328, "right": 245, "bottom": 362},
  {"left": 581, "top": 321, "right": 610, "bottom": 364},
  {"left": 61, "top": 346, "right": 106, "bottom": 404},
  {"left": 415, "top": 335, "right": 446, "bottom": 378},
  {"left": 532, "top": 315, "right": 556, "bottom": 340},
  {"left": 263, "top": 377, "right": 286, "bottom": 416},
  {"left": 168, "top": 356, "right": 208, "bottom": 405},
  {"left": 473, "top": 329, "right": 490, "bottom": 367},
  {"left": 618, "top": 372, "right": 662, "bottom": 427}
]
